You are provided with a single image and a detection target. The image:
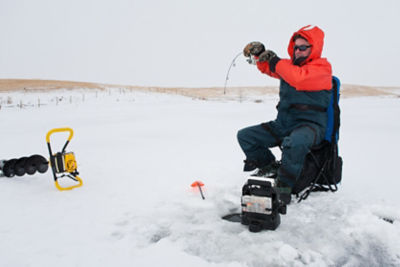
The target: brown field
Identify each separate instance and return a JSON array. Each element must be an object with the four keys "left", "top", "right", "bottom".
[{"left": 0, "top": 79, "right": 399, "bottom": 99}]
